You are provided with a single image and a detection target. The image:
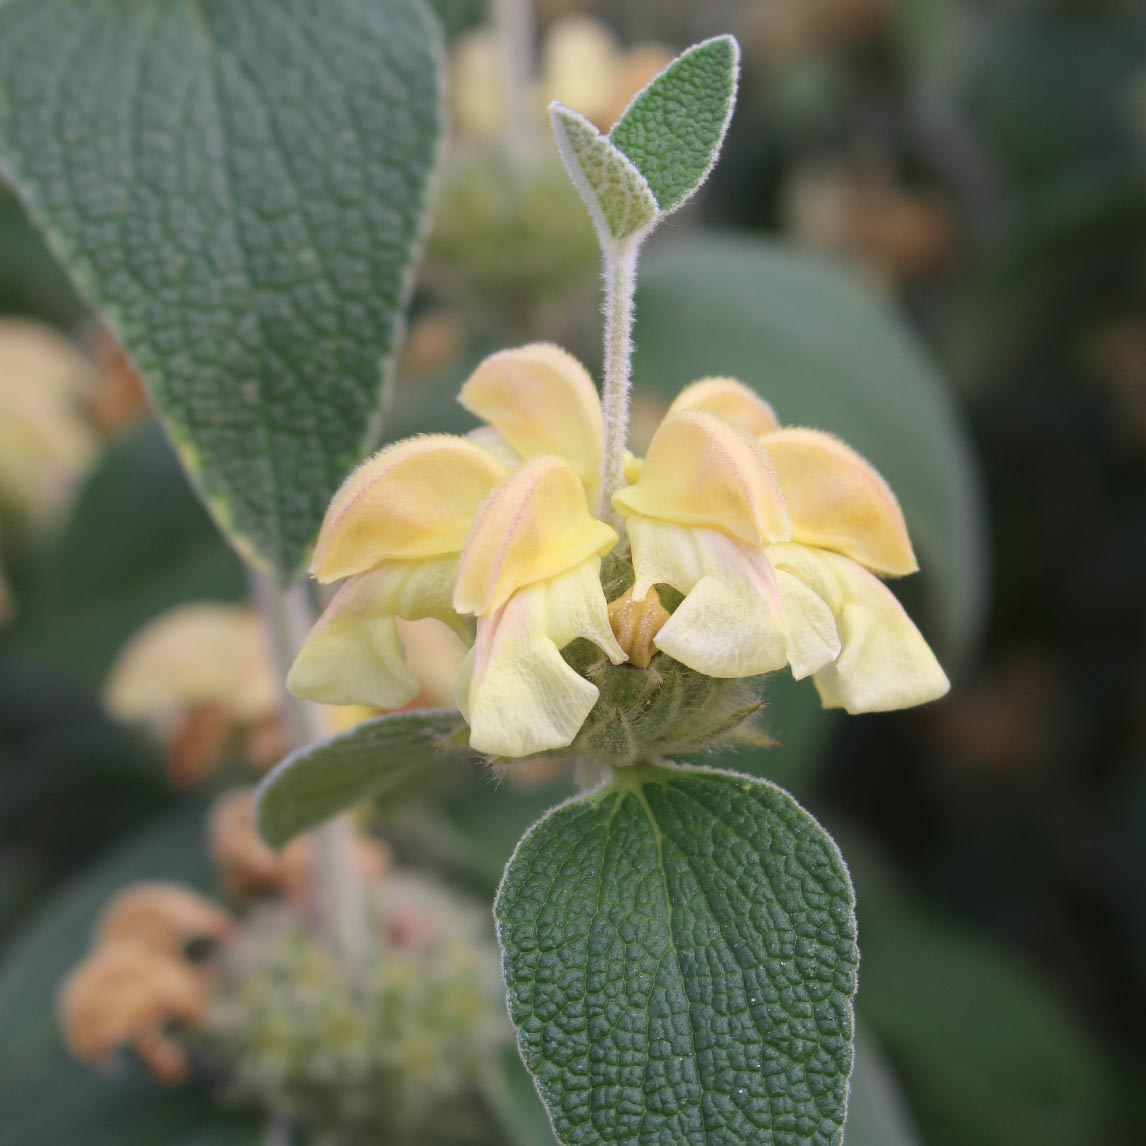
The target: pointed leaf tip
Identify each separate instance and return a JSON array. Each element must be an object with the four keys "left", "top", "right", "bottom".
[
  {"left": 609, "top": 34, "right": 740, "bottom": 215},
  {"left": 550, "top": 103, "right": 658, "bottom": 243}
]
